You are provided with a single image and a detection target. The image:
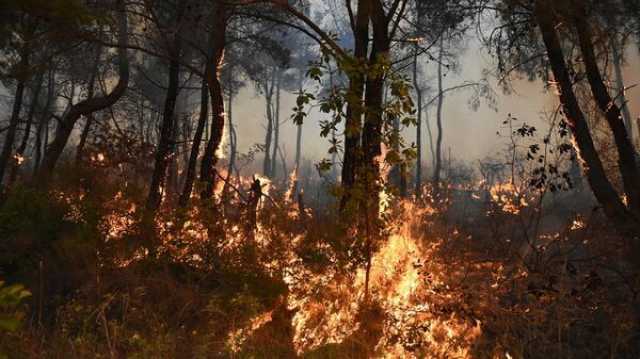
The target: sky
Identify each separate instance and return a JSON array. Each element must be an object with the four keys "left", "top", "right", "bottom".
[{"left": 228, "top": 28, "right": 640, "bottom": 173}]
